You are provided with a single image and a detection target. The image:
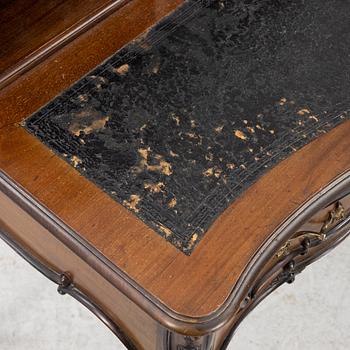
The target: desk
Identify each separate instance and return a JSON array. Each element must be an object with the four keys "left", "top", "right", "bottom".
[{"left": 1, "top": 1, "right": 349, "bottom": 349}]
